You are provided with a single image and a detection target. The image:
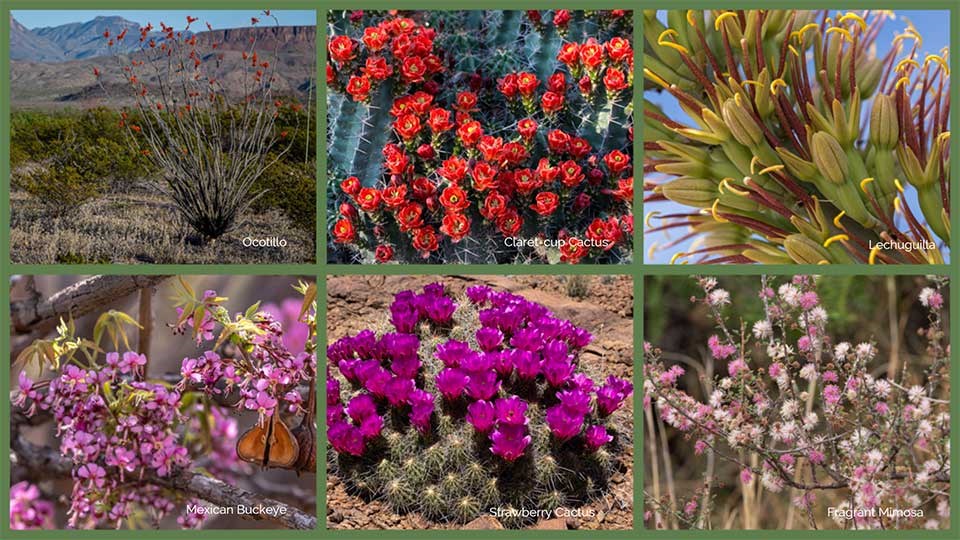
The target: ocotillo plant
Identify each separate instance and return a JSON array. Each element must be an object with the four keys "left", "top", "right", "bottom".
[
  {"left": 96, "top": 11, "right": 309, "bottom": 240},
  {"left": 327, "top": 10, "right": 634, "bottom": 264},
  {"left": 327, "top": 283, "right": 633, "bottom": 527},
  {"left": 644, "top": 10, "right": 950, "bottom": 264}
]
